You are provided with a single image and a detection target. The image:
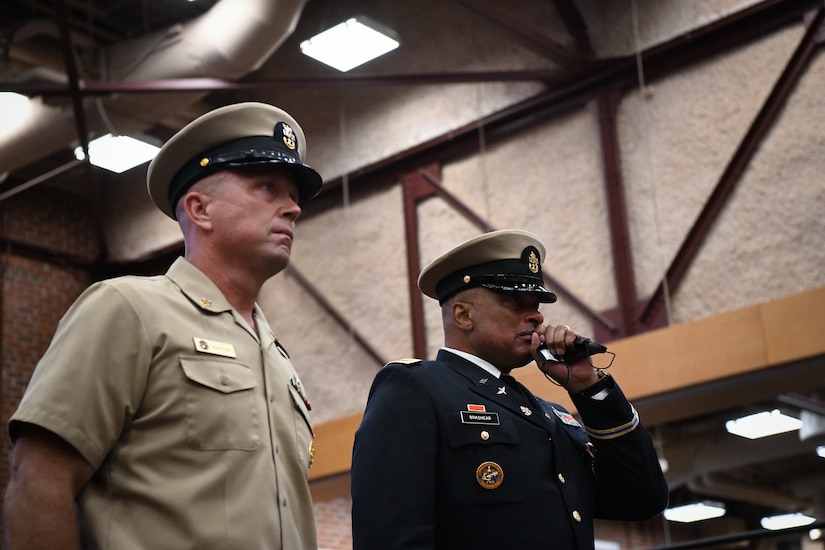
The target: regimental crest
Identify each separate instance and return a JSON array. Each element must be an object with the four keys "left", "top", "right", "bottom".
[{"left": 476, "top": 461, "right": 504, "bottom": 489}]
